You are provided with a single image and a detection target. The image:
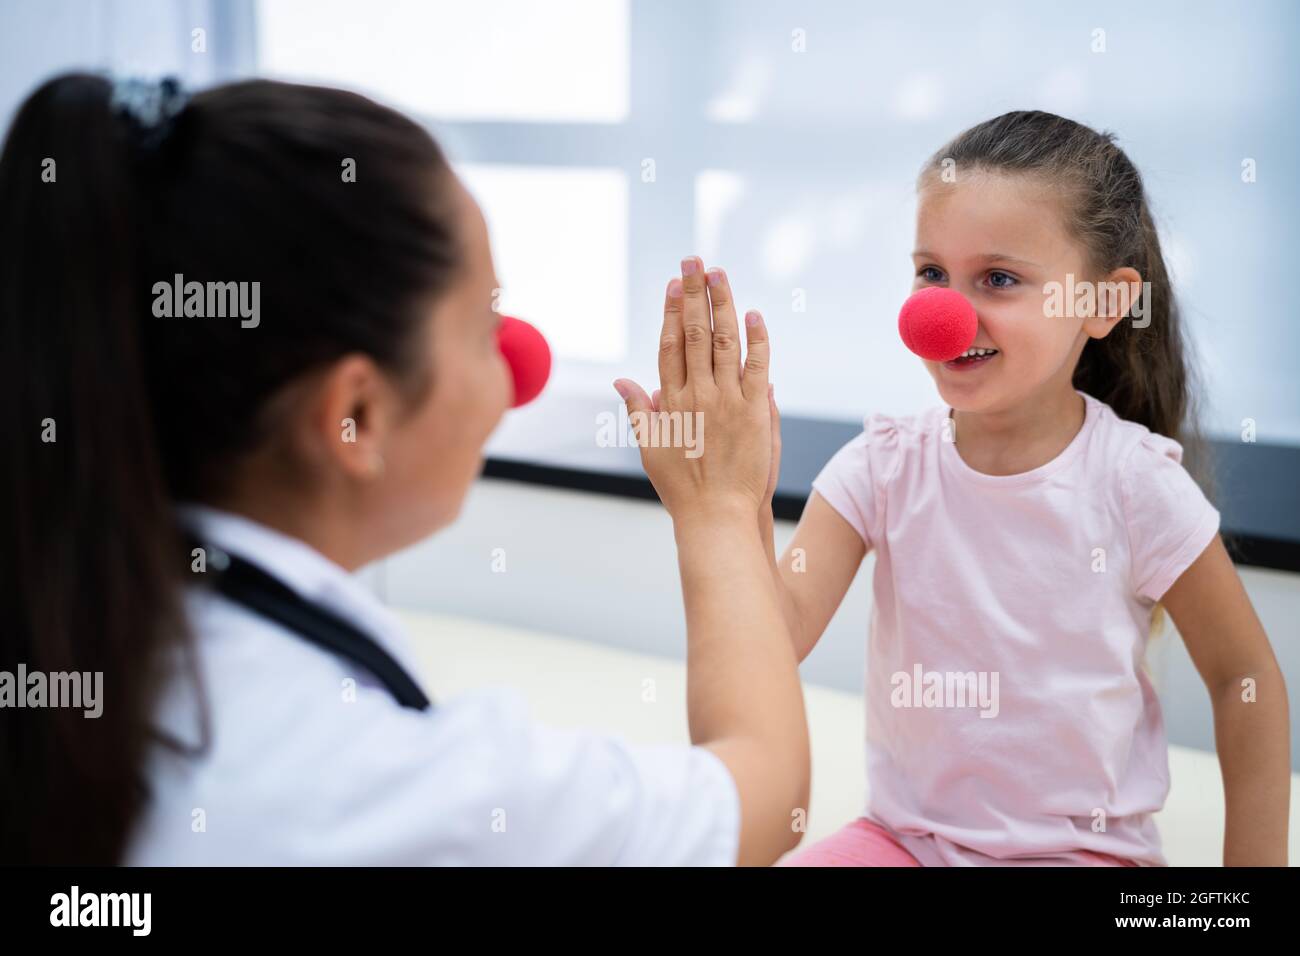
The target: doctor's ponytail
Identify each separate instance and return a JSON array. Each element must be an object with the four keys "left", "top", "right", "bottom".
[
  {"left": 0, "top": 74, "right": 462, "bottom": 863},
  {"left": 0, "top": 73, "right": 183, "bottom": 865}
]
